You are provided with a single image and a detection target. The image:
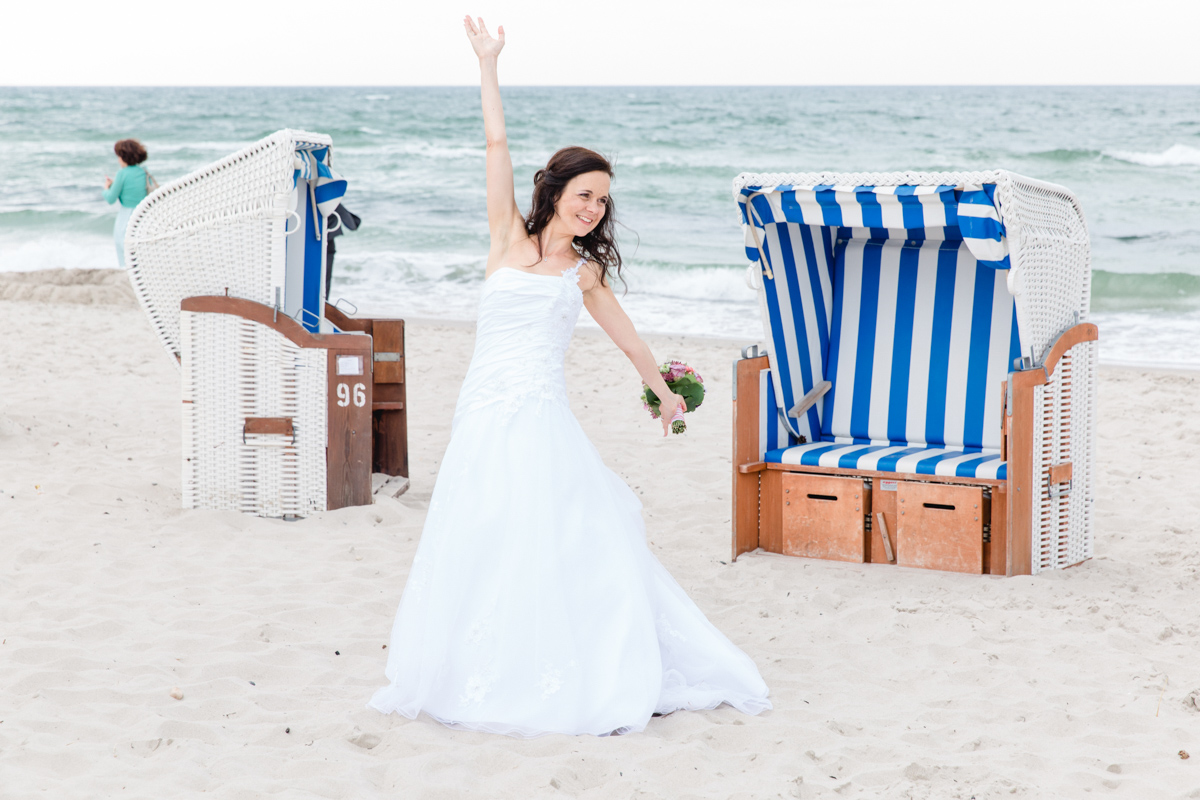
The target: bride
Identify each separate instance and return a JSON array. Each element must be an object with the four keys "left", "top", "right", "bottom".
[{"left": 368, "top": 16, "right": 770, "bottom": 737}]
